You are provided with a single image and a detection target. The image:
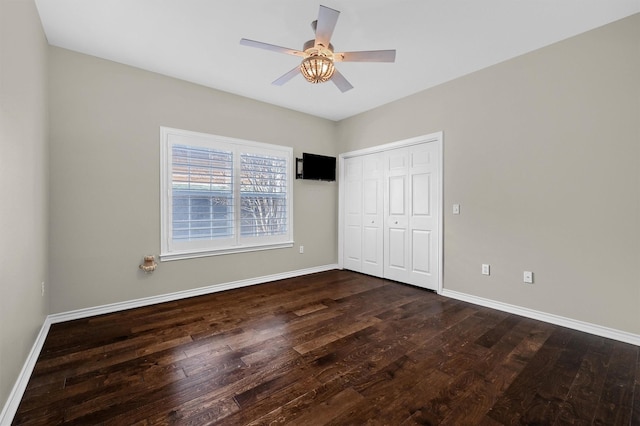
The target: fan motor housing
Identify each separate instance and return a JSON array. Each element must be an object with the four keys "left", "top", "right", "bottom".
[{"left": 303, "top": 39, "right": 334, "bottom": 58}]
